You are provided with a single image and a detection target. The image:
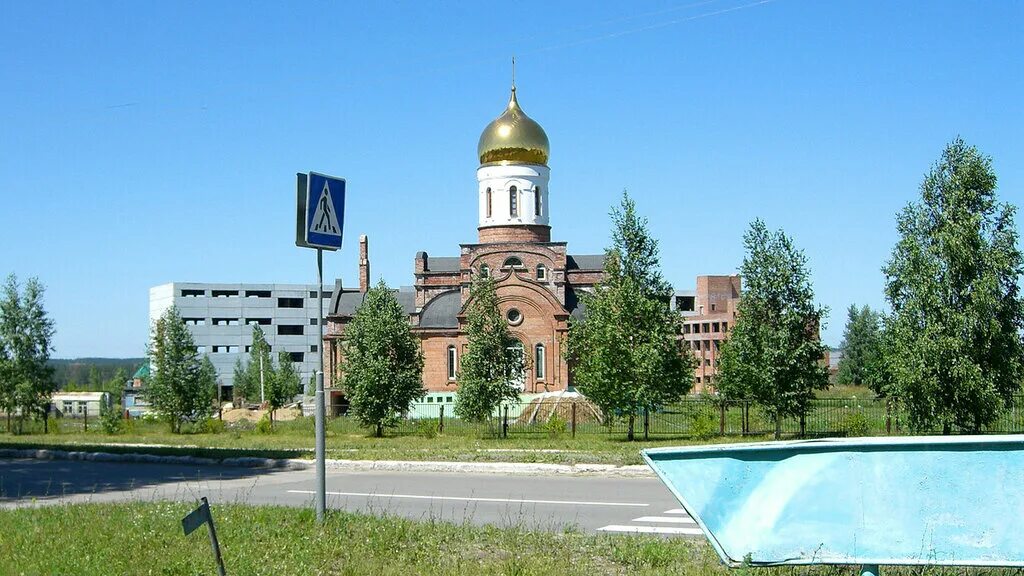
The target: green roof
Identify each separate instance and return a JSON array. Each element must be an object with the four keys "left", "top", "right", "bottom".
[{"left": 132, "top": 361, "right": 150, "bottom": 379}]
